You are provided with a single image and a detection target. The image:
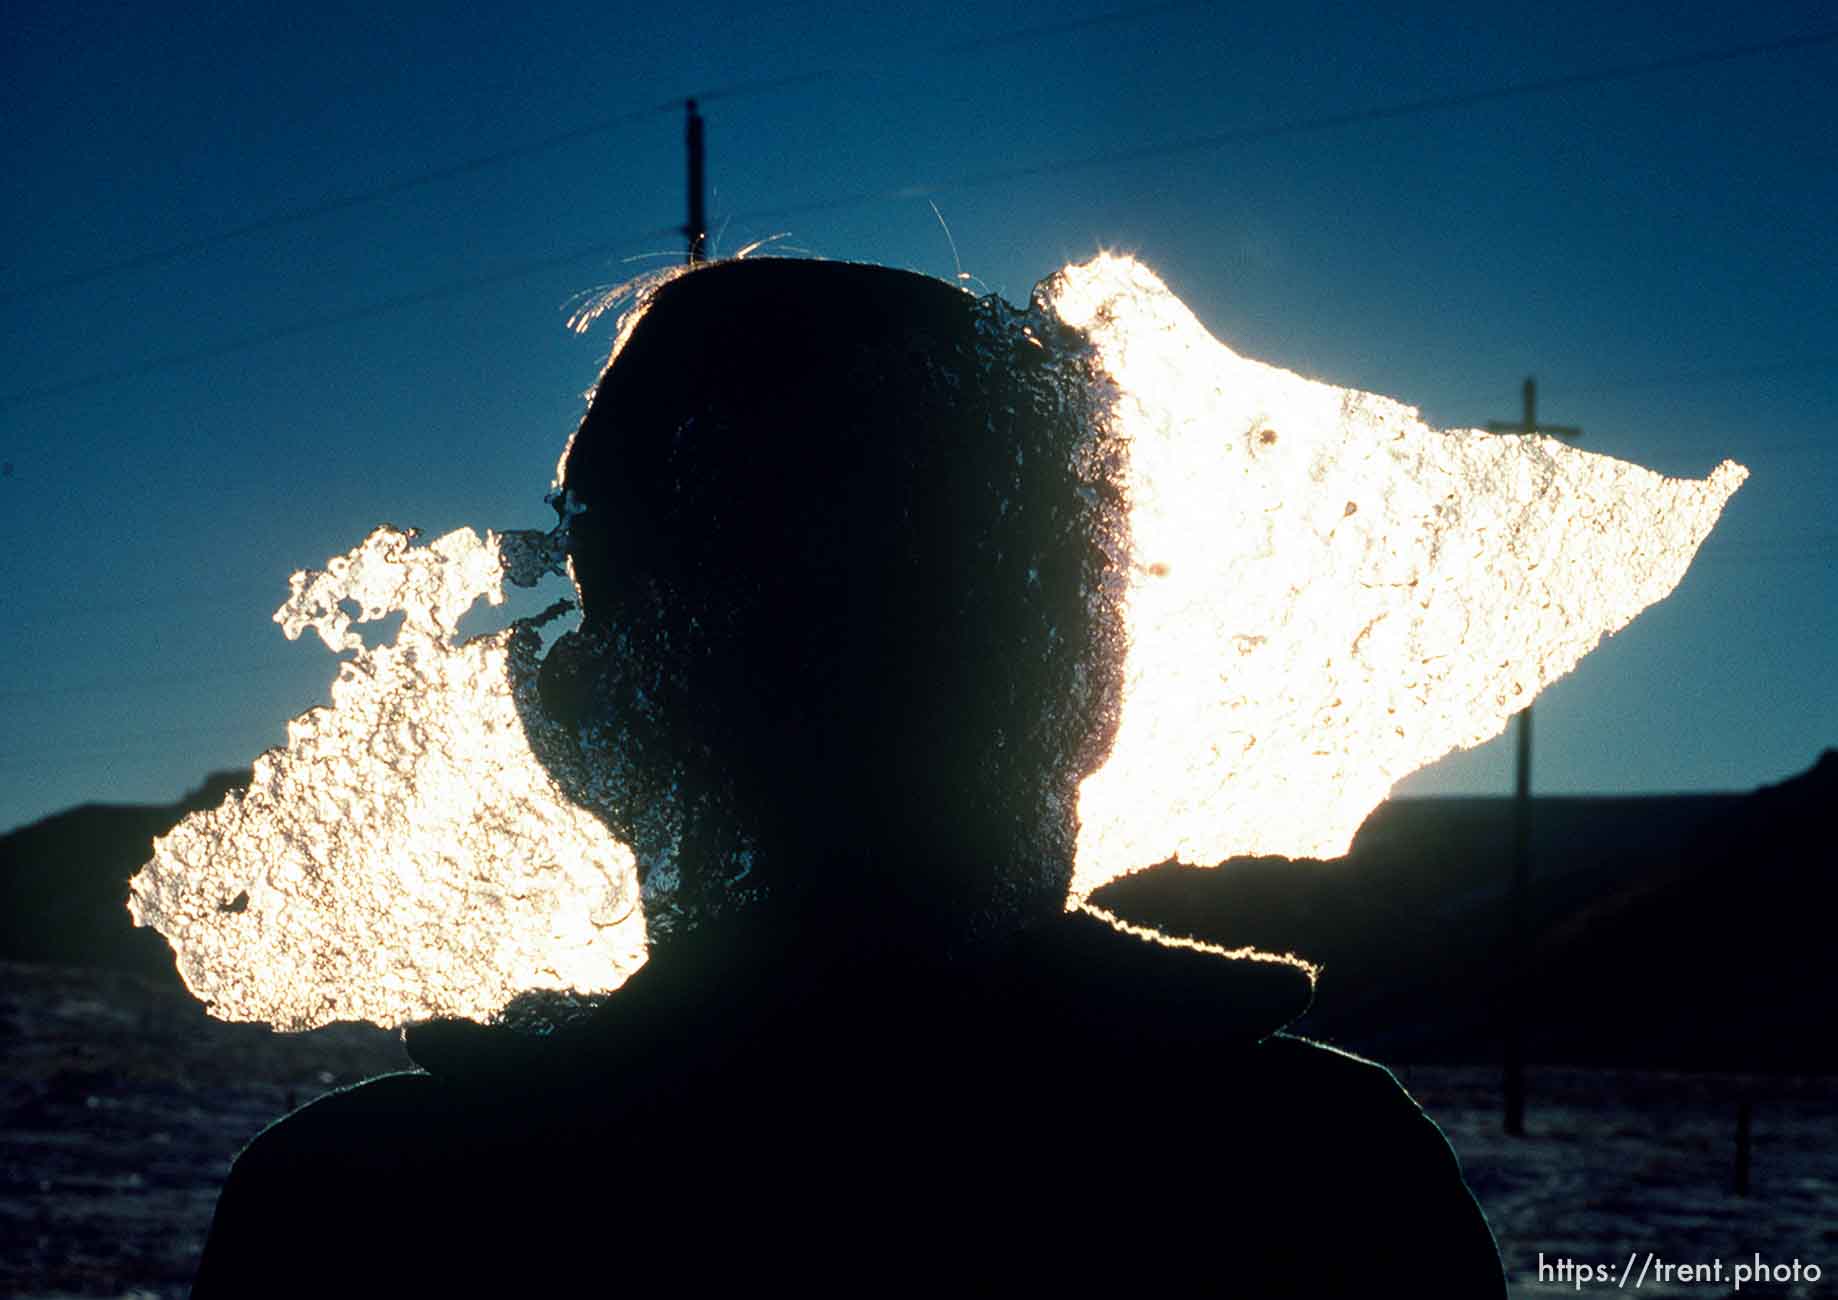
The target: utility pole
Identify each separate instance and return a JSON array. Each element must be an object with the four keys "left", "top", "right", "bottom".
[
  {"left": 1485, "top": 376, "right": 1581, "bottom": 1137},
  {"left": 684, "top": 99, "right": 707, "bottom": 265}
]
